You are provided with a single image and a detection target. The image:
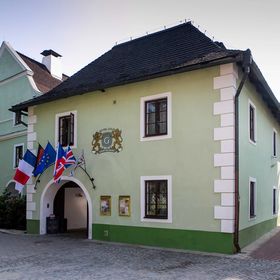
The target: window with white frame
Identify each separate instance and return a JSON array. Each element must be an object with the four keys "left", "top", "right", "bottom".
[
  {"left": 273, "top": 129, "right": 277, "bottom": 157},
  {"left": 13, "top": 144, "right": 24, "bottom": 168},
  {"left": 273, "top": 187, "right": 277, "bottom": 215},
  {"left": 55, "top": 111, "right": 77, "bottom": 147},
  {"left": 13, "top": 112, "right": 23, "bottom": 126},
  {"left": 140, "top": 92, "right": 172, "bottom": 141},
  {"left": 249, "top": 177, "right": 256, "bottom": 219},
  {"left": 248, "top": 100, "right": 256, "bottom": 144},
  {"left": 140, "top": 175, "right": 172, "bottom": 223}
]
